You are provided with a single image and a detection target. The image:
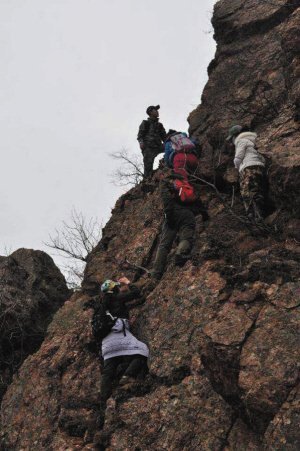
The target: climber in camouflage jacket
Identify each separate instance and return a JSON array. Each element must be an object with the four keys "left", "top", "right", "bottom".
[
  {"left": 137, "top": 105, "right": 166, "bottom": 179},
  {"left": 226, "top": 125, "right": 267, "bottom": 221}
]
